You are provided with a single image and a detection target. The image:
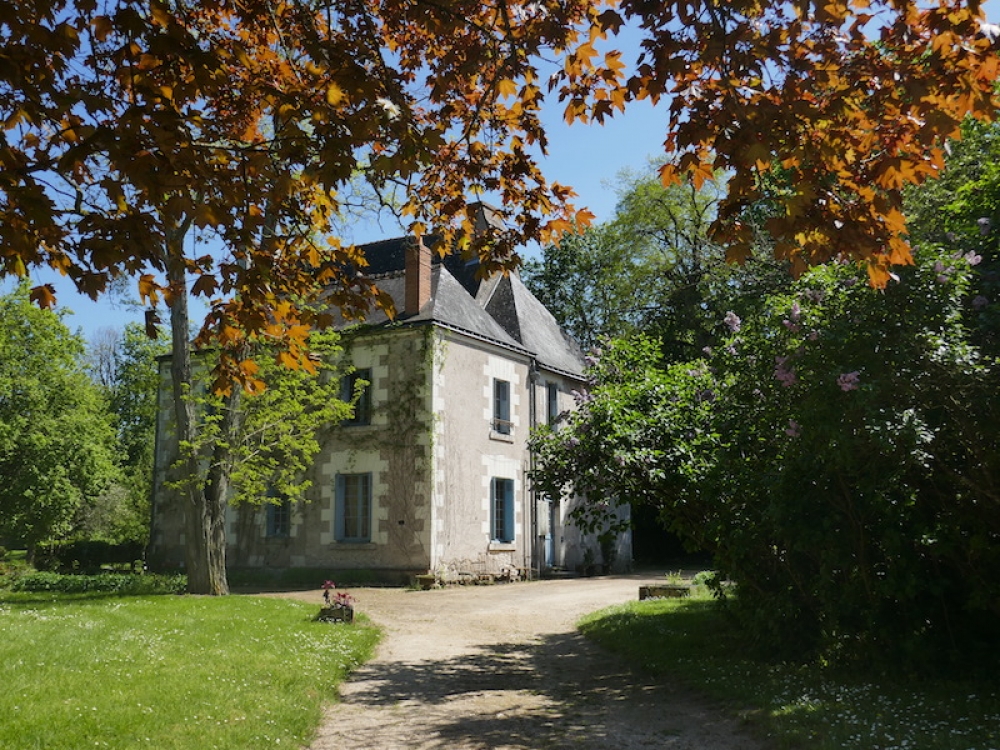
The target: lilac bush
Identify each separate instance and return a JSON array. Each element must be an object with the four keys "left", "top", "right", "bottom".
[{"left": 531, "top": 243, "right": 1000, "bottom": 669}]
